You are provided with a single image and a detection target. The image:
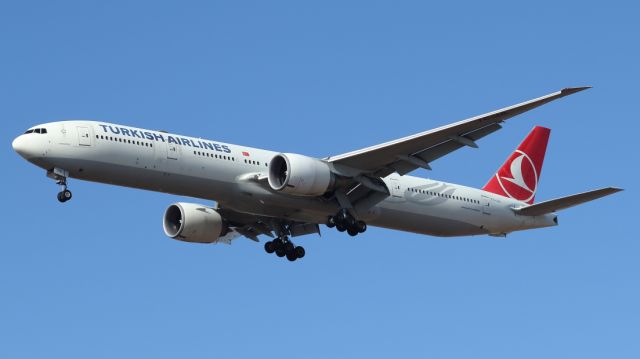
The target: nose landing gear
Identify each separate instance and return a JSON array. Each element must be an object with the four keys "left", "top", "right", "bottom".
[{"left": 47, "top": 168, "right": 72, "bottom": 203}]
